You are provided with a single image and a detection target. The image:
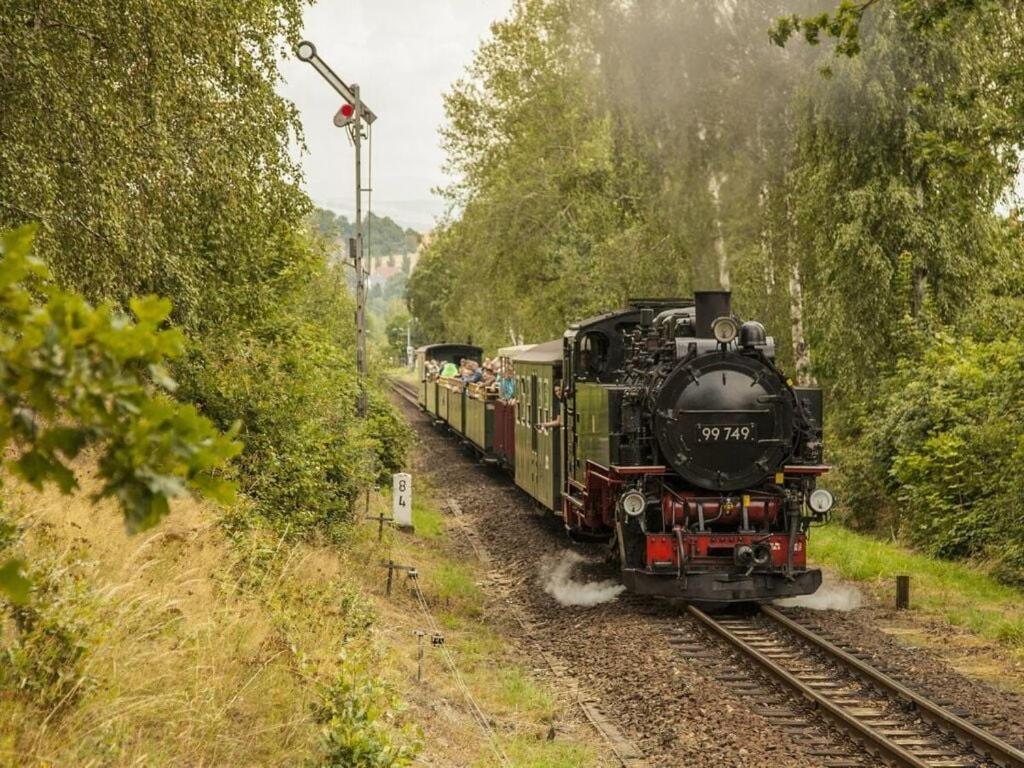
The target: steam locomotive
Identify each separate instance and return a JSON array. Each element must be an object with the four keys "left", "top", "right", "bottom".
[{"left": 414, "top": 291, "right": 833, "bottom": 602}]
